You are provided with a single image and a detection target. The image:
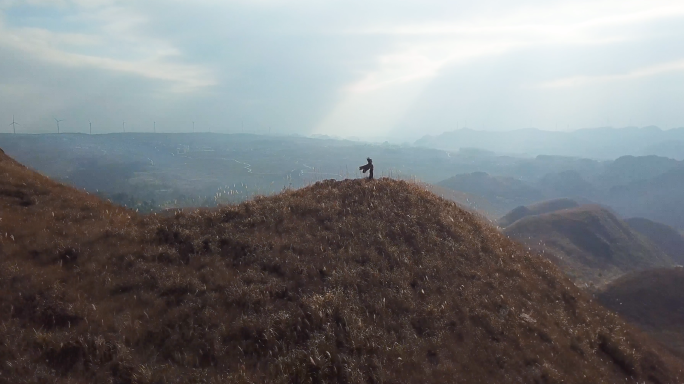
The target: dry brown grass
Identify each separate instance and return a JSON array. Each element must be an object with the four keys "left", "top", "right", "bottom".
[
  {"left": 598, "top": 267, "right": 684, "bottom": 359},
  {"left": 1, "top": 149, "right": 683, "bottom": 383}
]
